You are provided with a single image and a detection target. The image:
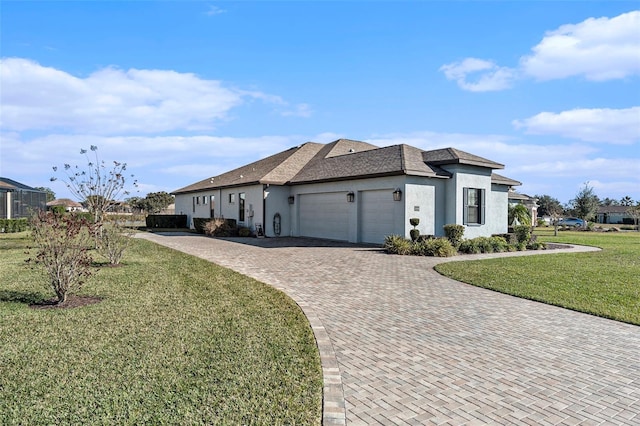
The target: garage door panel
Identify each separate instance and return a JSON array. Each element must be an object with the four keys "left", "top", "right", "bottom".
[
  {"left": 299, "top": 193, "right": 349, "bottom": 241},
  {"left": 360, "top": 190, "right": 395, "bottom": 244}
]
